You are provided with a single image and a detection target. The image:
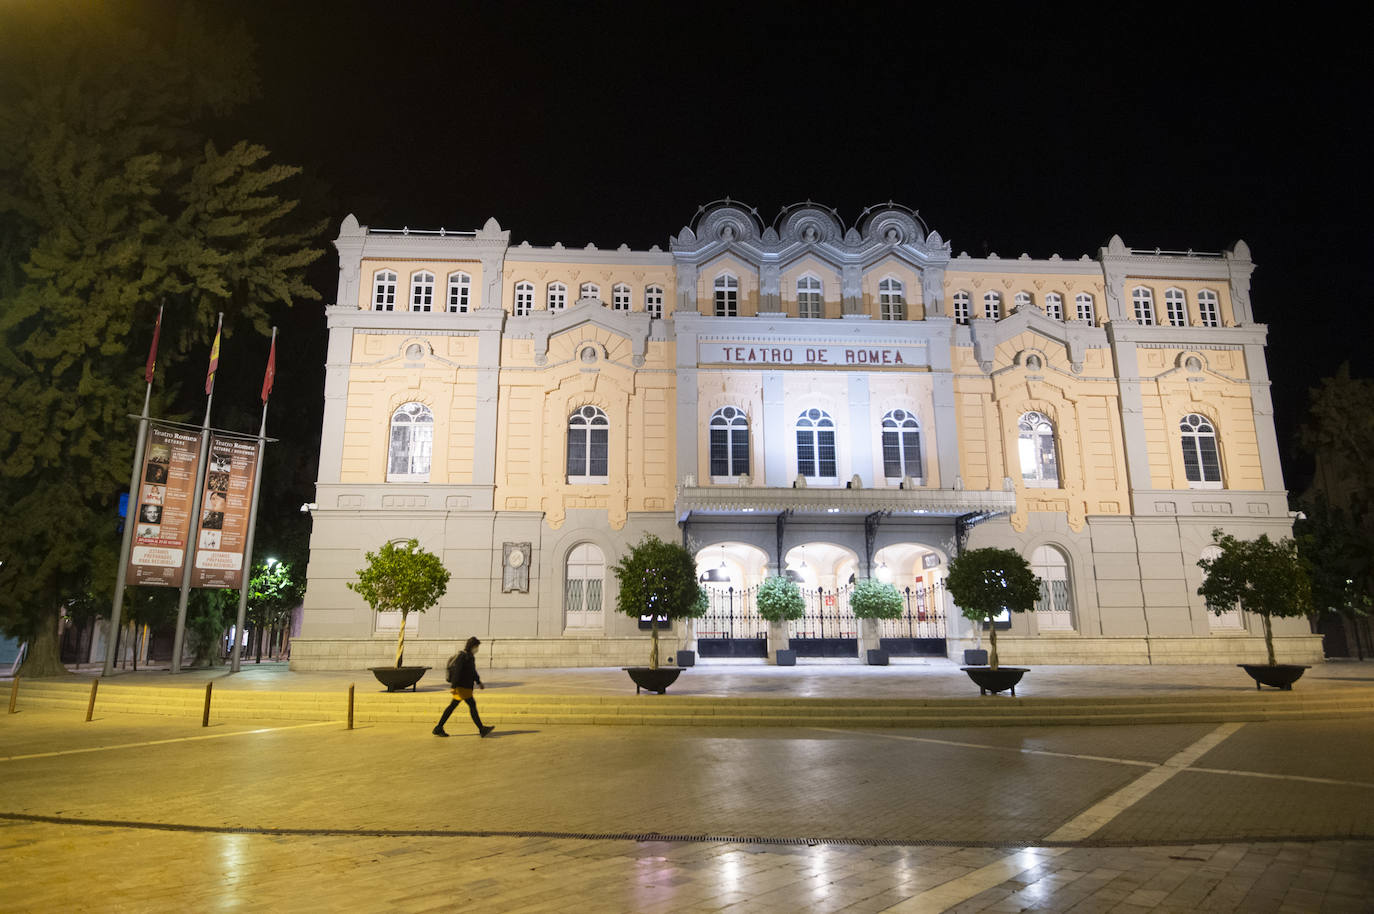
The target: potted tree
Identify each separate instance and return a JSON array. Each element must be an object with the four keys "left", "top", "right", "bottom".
[
  {"left": 756, "top": 574, "right": 805, "bottom": 665},
  {"left": 1197, "top": 529, "right": 1314, "bottom": 690},
  {"left": 946, "top": 547, "right": 1041, "bottom": 695},
  {"left": 851, "top": 578, "right": 903, "bottom": 665},
  {"left": 348, "top": 539, "right": 451, "bottom": 691},
  {"left": 612, "top": 535, "right": 706, "bottom": 693}
]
